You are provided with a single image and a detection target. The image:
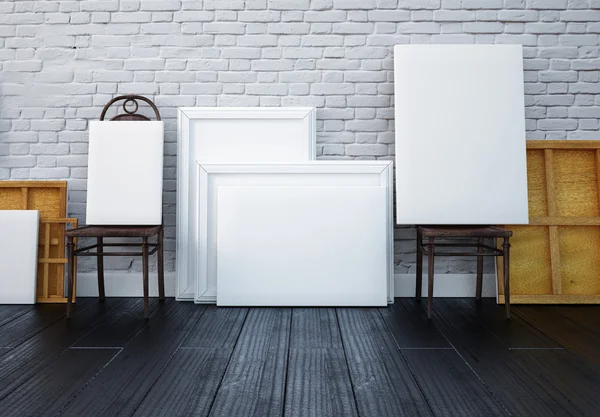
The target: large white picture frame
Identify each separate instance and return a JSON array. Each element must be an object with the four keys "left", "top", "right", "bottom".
[
  {"left": 176, "top": 107, "right": 317, "bottom": 300},
  {"left": 394, "top": 44, "right": 529, "bottom": 225},
  {"left": 195, "top": 161, "right": 394, "bottom": 304}
]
